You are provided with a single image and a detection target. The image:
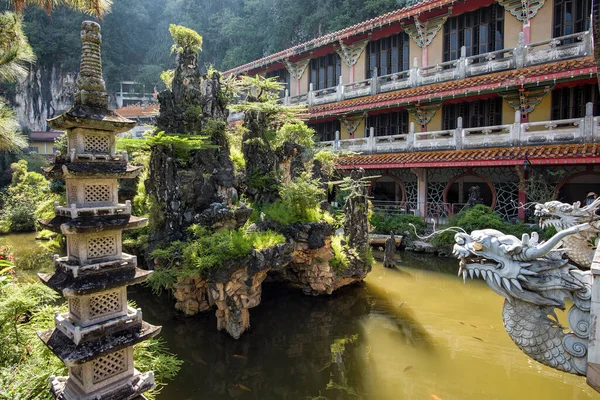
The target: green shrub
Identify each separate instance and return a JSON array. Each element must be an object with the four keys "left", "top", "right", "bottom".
[
  {"left": 369, "top": 213, "right": 426, "bottom": 236},
  {"left": 147, "top": 227, "right": 287, "bottom": 290},
  {"left": 169, "top": 24, "right": 203, "bottom": 54},
  {"left": 0, "top": 160, "right": 60, "bottom": 233},
  {"left": 279, "top": 172, "right": 325, "bottom": 221},
  {"left": 274, "top": 122, "right": 315, "bottom": 148},
  {"left": 330, "top": 235, "right": 349, "bottom": 272}
]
